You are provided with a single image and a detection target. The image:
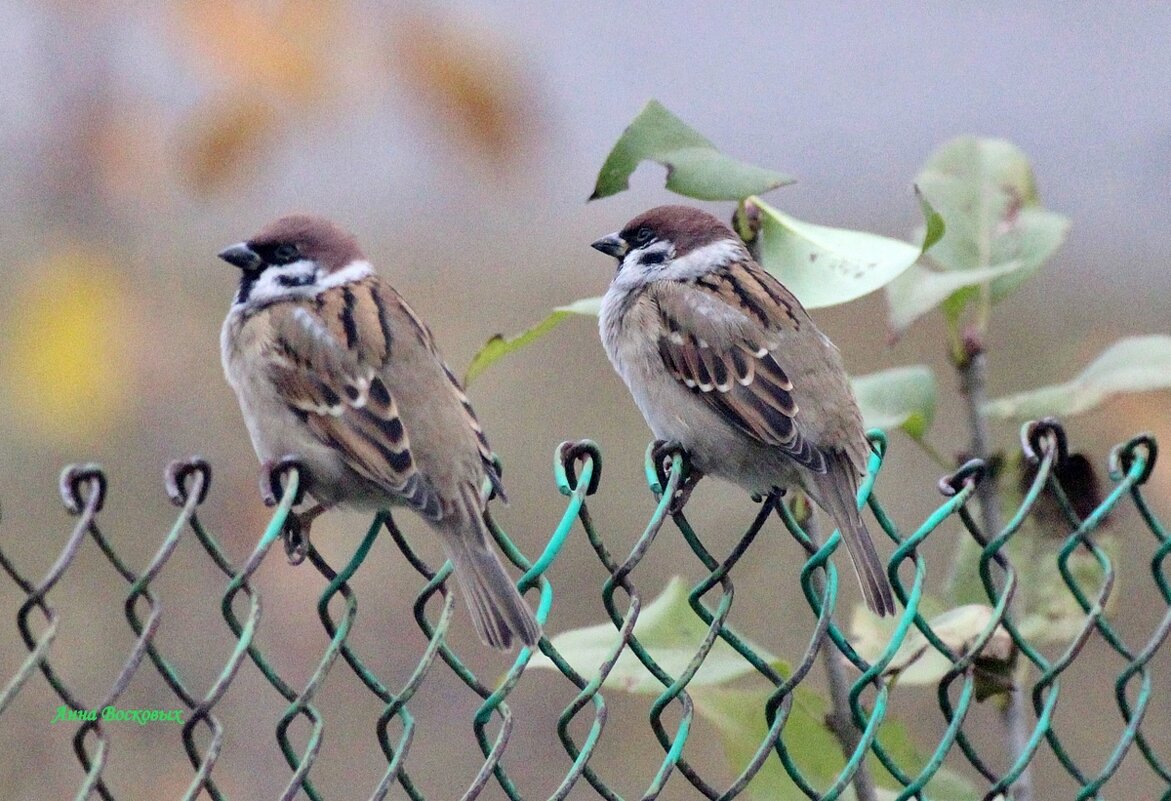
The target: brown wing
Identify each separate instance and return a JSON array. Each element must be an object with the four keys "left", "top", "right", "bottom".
[
  {"left": 261, "top": 279, "right": 442, "bottom": 519},
  {"left": 651, "top": 260, "right": 834, "bottom": 473},
  {"left": 388, "top": 286, "right": 507, "bottom": 502}
]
